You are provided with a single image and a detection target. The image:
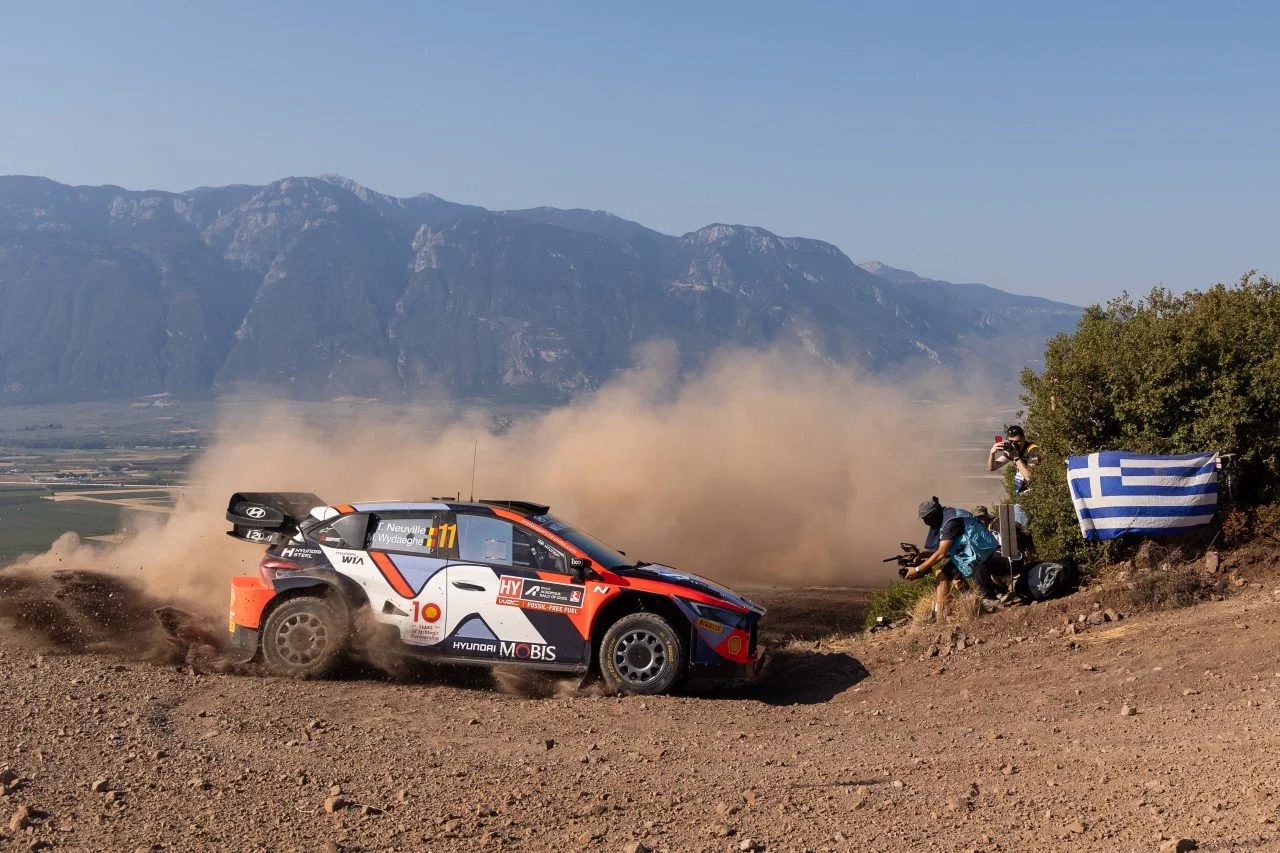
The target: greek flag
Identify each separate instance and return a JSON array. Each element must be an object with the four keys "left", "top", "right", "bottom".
[{"left": 1068, "top": 451, "right": 1219, "bottom": 541}]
